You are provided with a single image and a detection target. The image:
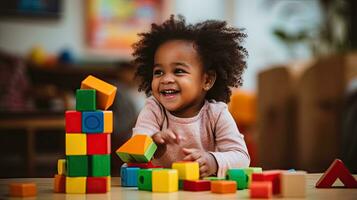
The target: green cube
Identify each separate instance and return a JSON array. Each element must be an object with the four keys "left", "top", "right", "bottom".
[
  {"left": 179, "top": 180, "right": 184, "bottom": 190},
  {"left": 132, "top": 142, "right": 157, "bottom": 162},
  {"left": 67, "top": 155, "right": 88, "bottom": 177},
  {"left": 76, "top": 89, "right": 96, "bottom": 111},
  {"left": 90, "top": 155, "right": 110, "bottom": 177},
  {"left": 227, "top": 169, "right": 248, "bottom": 189},
  {"left": 138, "top": 168, "right": 163, "bottom": 191}
]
